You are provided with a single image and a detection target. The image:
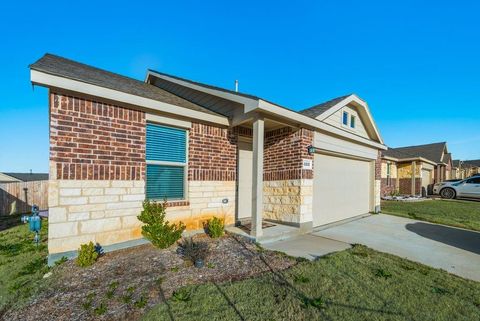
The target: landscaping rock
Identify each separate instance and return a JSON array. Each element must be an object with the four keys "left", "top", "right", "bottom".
[{"left": 3, "top": 234, "right": 296, "bottom": 321}]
